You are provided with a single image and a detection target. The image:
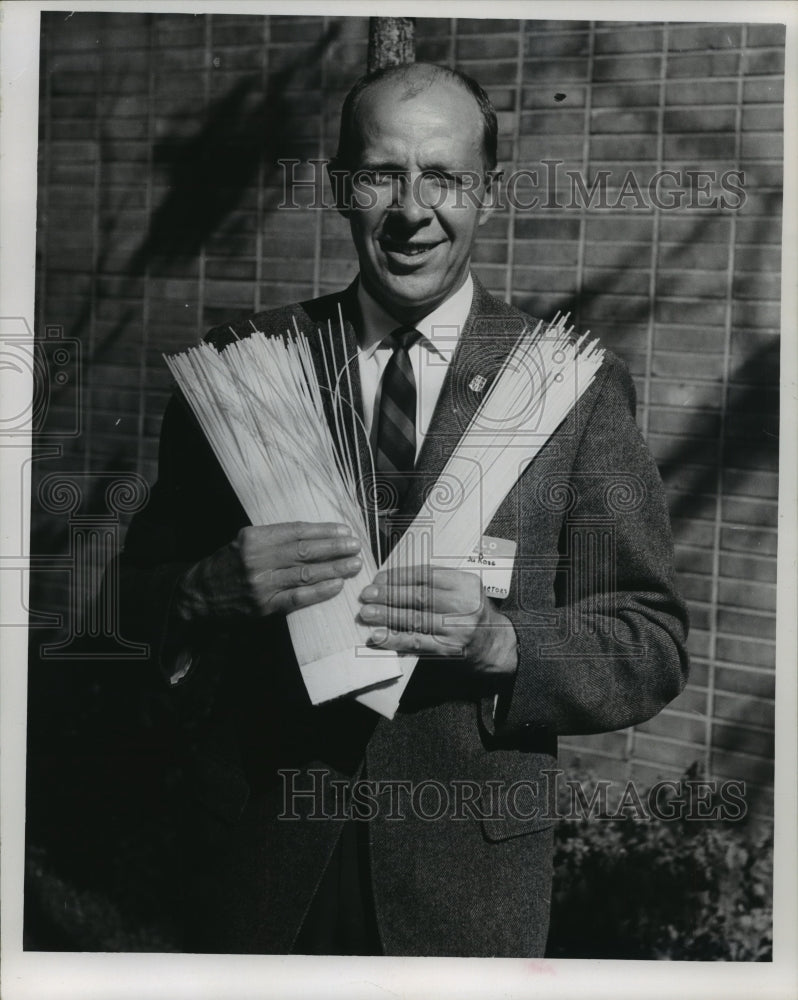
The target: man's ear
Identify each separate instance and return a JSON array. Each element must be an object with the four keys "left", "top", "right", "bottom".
[
  {"left": 478, "top": 167, "right": 503, "bottom": 226},
  {"left": 326, "top": 158, "right": 352, "bottom": 219}
]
